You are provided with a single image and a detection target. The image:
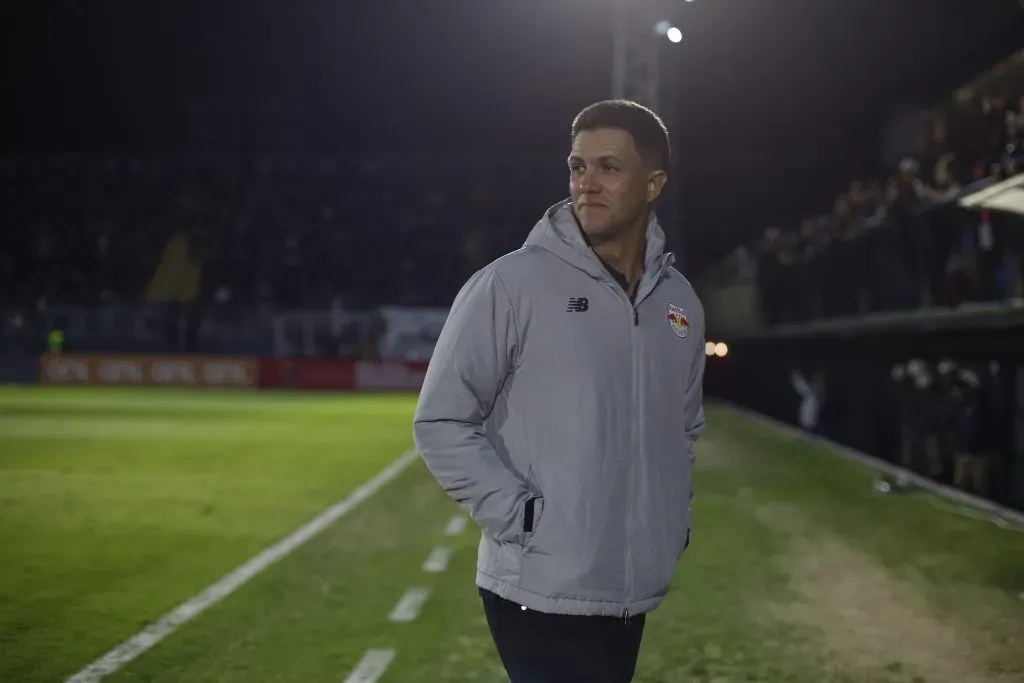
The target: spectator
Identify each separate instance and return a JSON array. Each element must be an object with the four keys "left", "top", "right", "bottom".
[
  {"left": 709, "top": 85, "right": 1024, "bottom": 326},
  {"left": 0, "top": 156, "right": 557, "bottom": 318}
]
